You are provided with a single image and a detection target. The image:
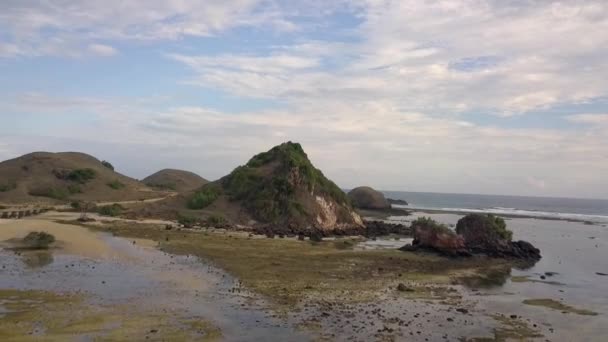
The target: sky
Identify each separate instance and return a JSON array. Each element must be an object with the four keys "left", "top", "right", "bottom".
[{"left": 1, "top": 0, "right": 607, "bottom": 199}]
